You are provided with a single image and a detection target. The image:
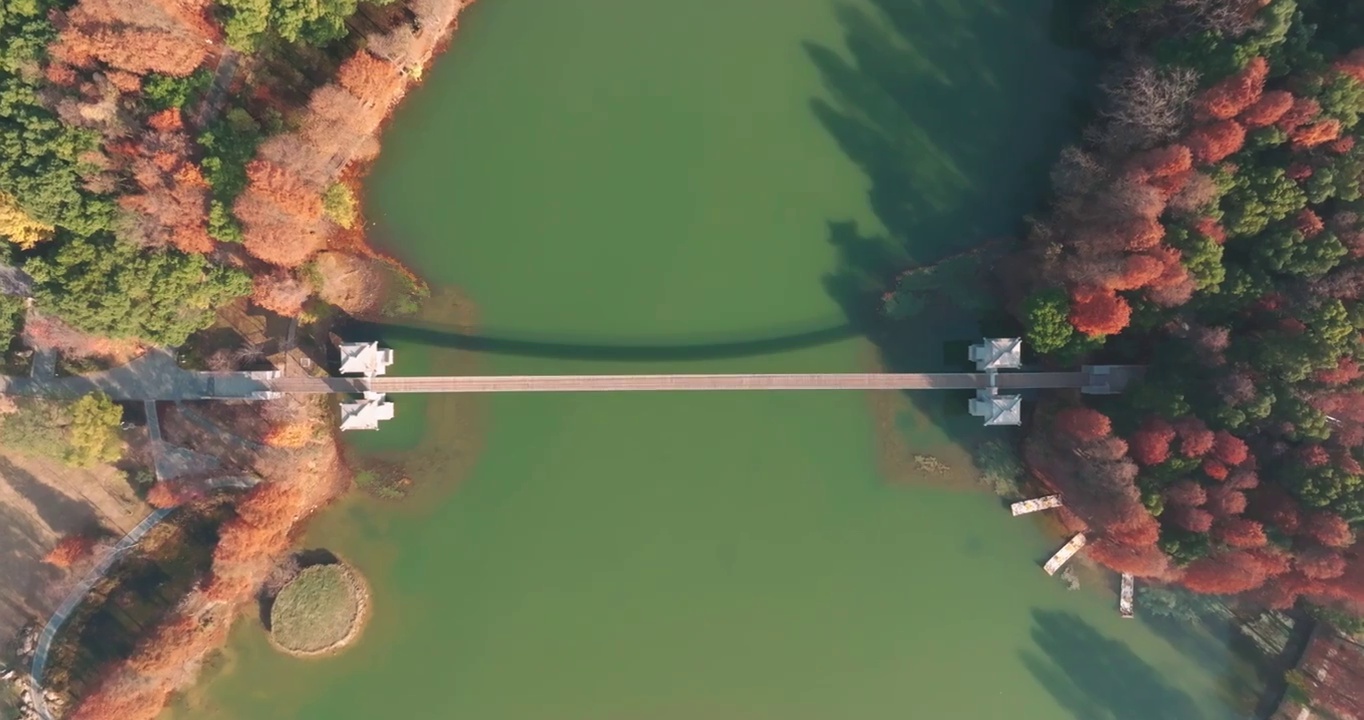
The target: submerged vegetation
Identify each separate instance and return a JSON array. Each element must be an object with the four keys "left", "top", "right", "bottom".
[
  {"left": 972, "top": 439, "right": 1025, "bottom": 499},
  {"left": 352, "top": 466, "right": 409, "bottom": 500}
]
